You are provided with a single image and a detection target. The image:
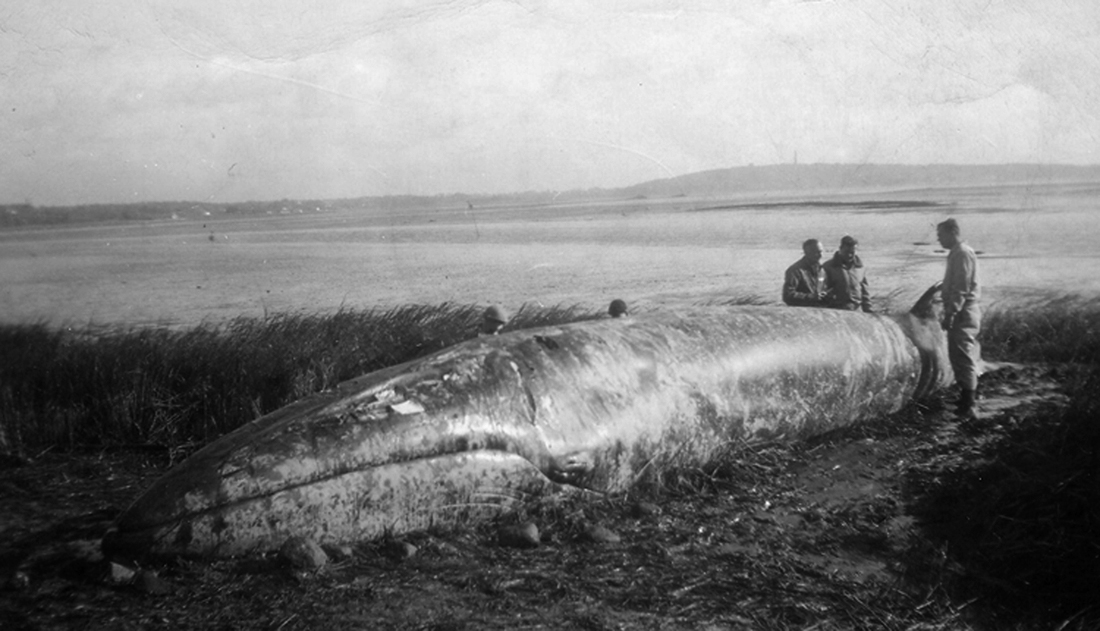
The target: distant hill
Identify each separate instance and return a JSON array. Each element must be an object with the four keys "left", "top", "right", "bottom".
[
  {"left": 618, "top": 163, "right": 1100, "bottom": 199},
  {"left": 4, "top": 163, "right": 1100, "bottom": 228}
]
